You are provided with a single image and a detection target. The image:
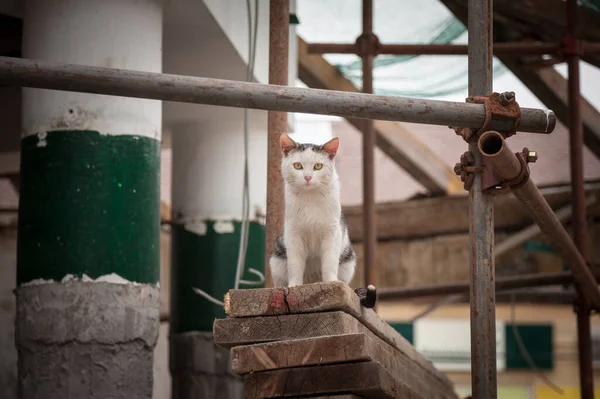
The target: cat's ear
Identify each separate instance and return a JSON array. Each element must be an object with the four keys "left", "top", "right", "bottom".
[
  {"left": 280, "top": 133, "right": 298, "bottom": 156},
  {"left": 321, "top": 137, "right": 339, "bottom": 159}
]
